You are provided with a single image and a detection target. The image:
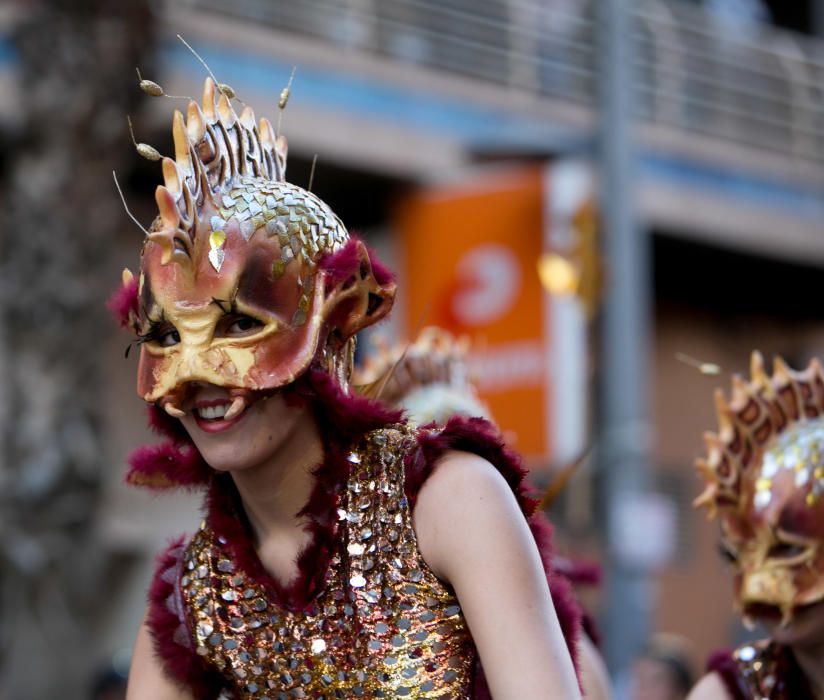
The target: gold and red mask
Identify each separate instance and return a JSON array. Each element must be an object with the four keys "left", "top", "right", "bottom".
[
  {"left": 118, "top": 78, "right": 395, "bottom": 415},
  {"left": 696, "top": 352, "right": 824, "bottom": 626}
]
